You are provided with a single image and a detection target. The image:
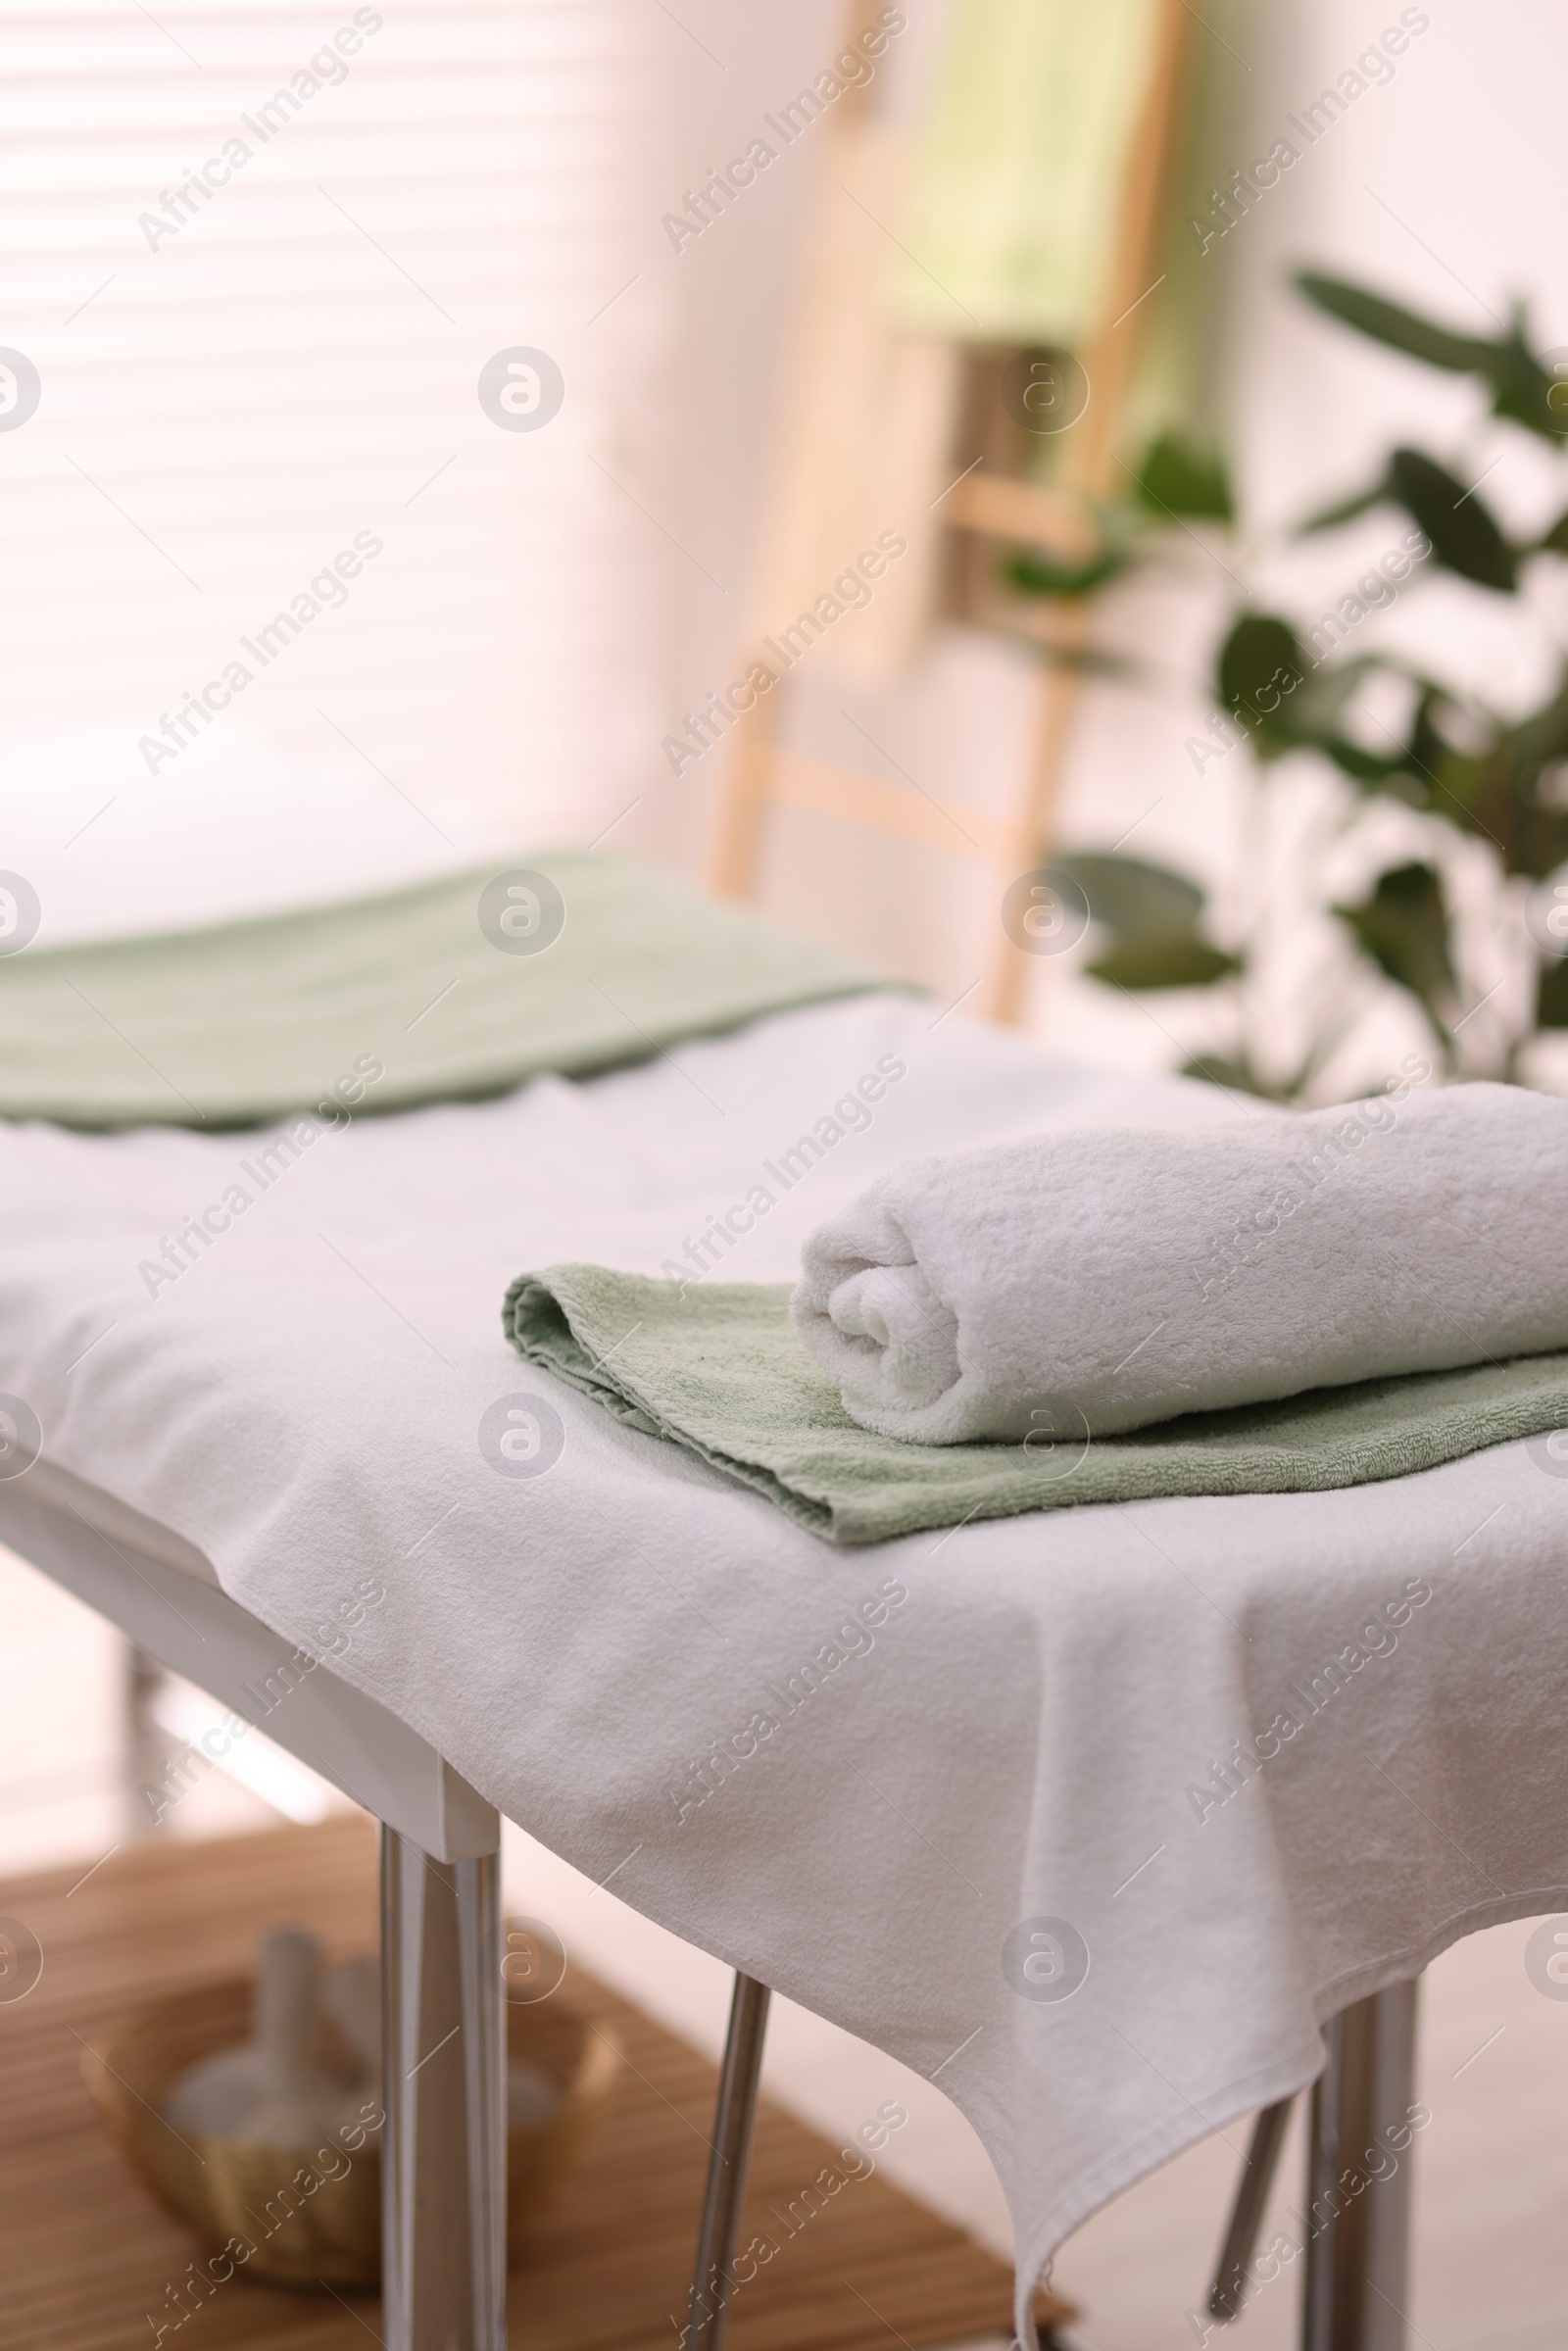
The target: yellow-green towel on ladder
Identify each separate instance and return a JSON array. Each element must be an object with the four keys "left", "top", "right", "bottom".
[{"left": 891, "top": 0, "right": 1165, "bottom": 346}]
